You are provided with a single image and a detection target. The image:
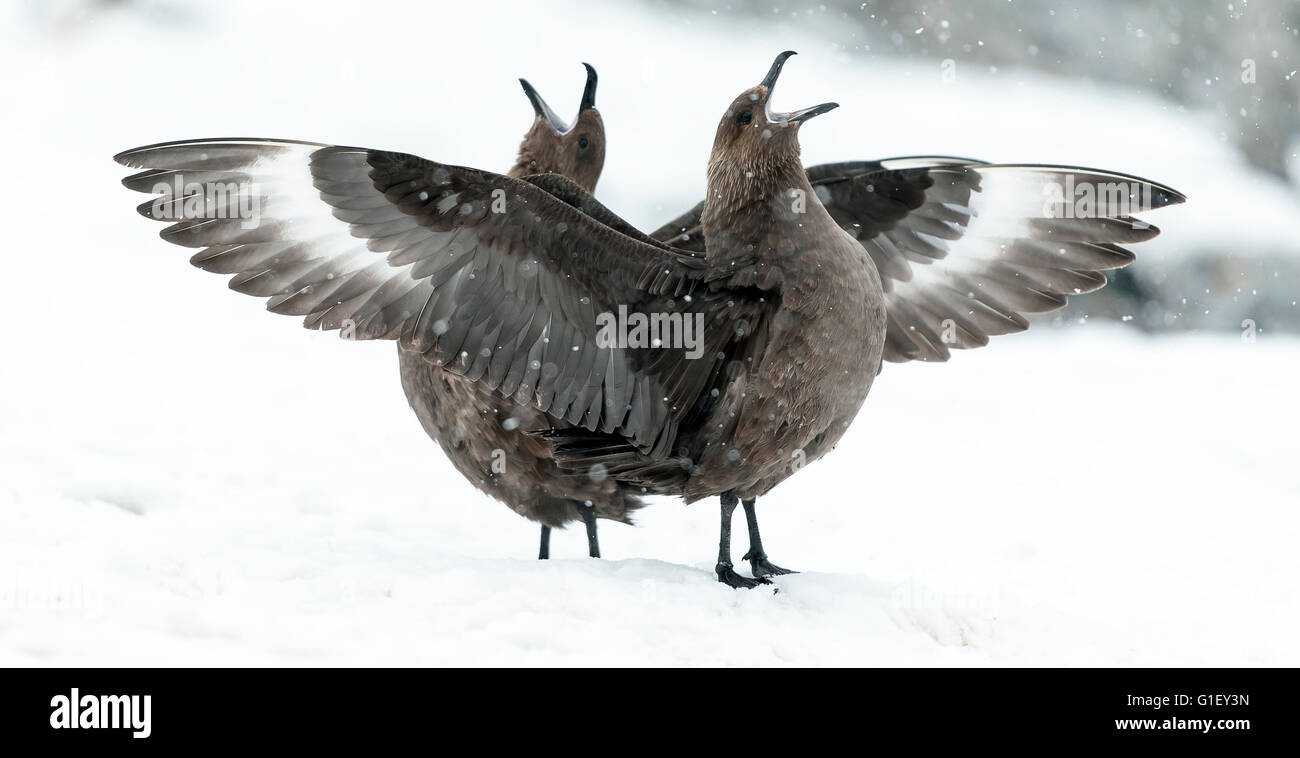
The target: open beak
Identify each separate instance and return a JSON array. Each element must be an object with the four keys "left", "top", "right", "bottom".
[
  {"left": 519, "top": 78, "right": 570, "bottom": 133},
  {"left": 519, "top": 63, "right": 599, "bottom": 135},
  {"left": 760, "top": 50, "right": 839, "bottom": 125},
  {"left": 780, "top": 102, "right": 839, "bottom": 123}
]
